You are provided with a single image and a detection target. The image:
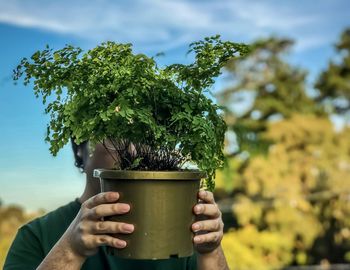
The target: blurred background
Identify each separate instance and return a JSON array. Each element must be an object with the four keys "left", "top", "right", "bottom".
[{"left": 0, "top": 0, "right": 349, "bottom": 269}]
